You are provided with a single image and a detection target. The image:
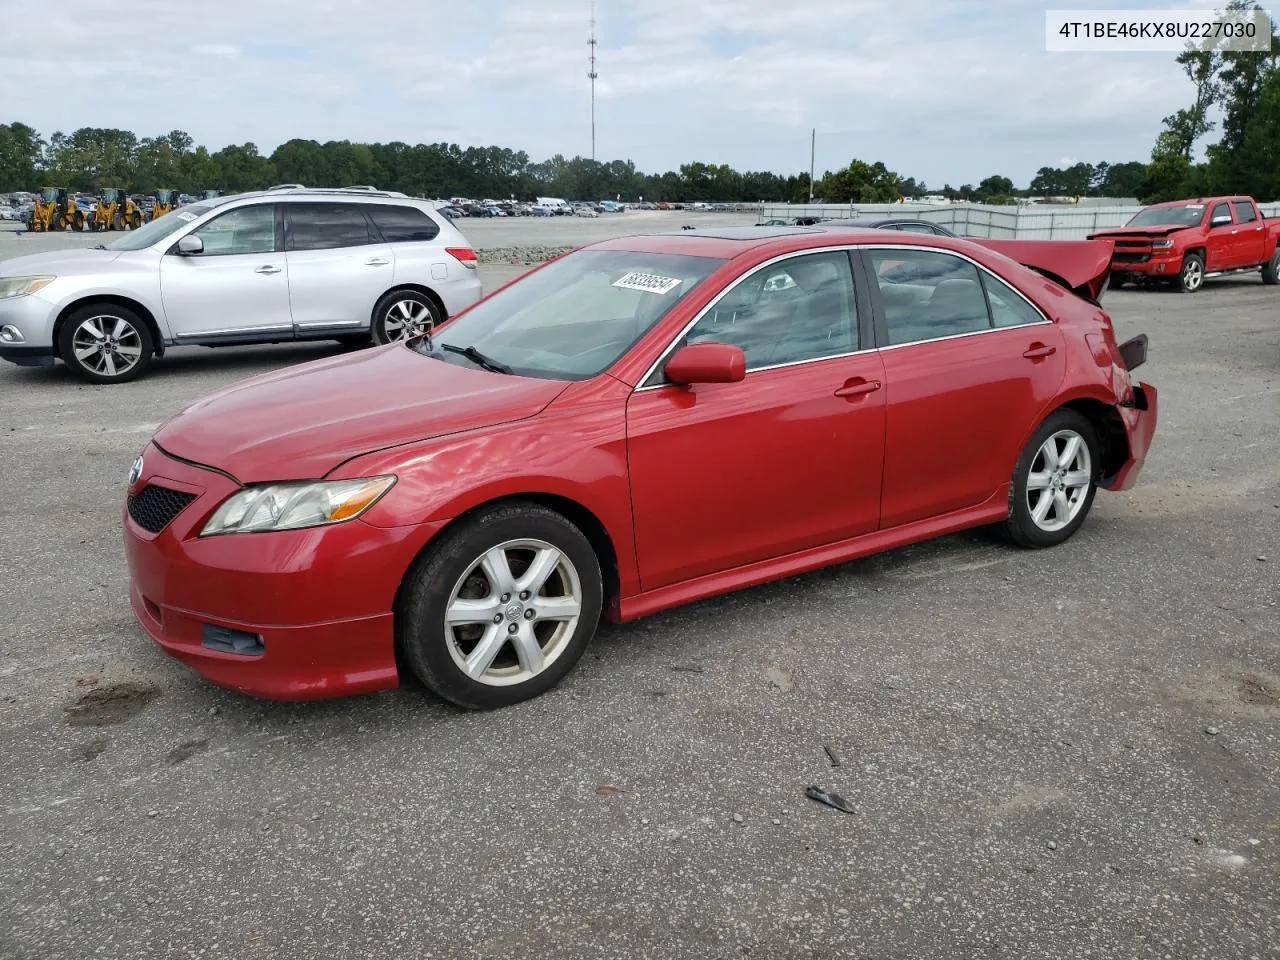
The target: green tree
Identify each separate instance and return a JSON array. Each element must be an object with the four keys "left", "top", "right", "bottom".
[{"left": 0, "top": 122, "right": 42, "bottom": 190}]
